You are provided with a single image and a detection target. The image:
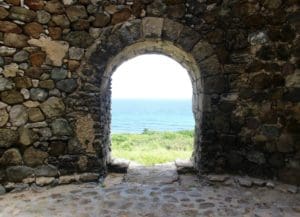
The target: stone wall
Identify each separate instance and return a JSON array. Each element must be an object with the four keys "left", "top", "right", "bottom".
[{"left": 0, "top": 0, "right": 299, "bottom": 188}]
